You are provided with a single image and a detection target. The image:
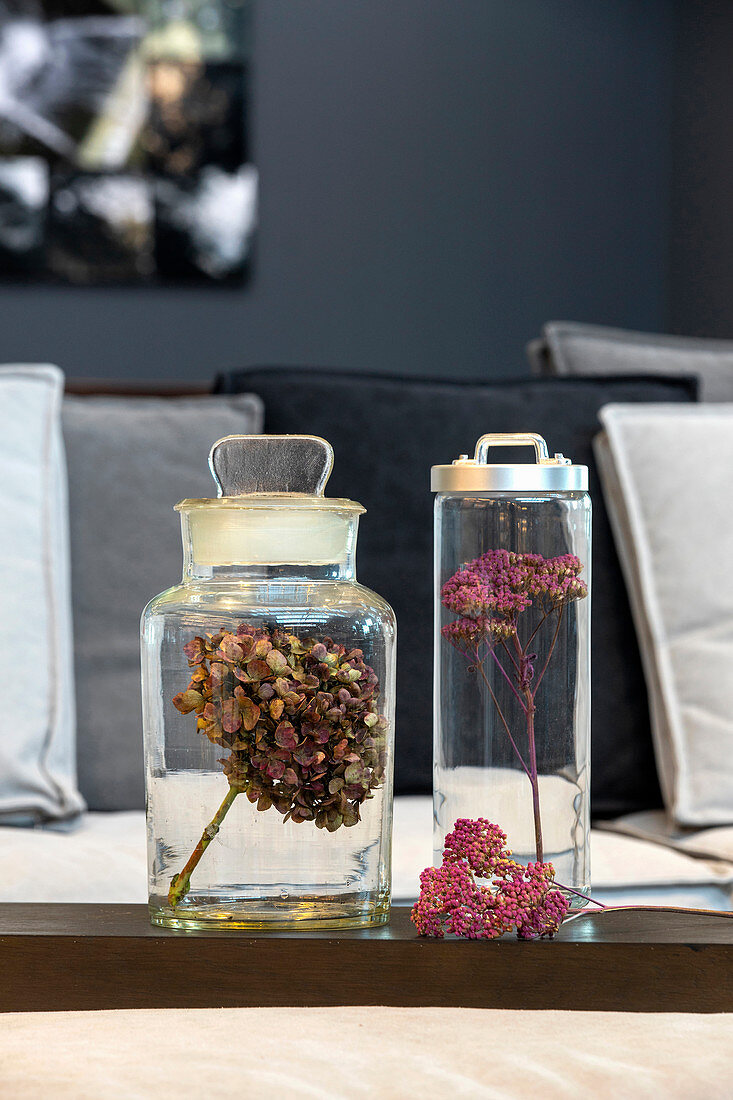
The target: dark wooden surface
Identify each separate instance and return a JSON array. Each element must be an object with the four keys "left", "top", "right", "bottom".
[
  {"left": 1, "top": 905, "right": 731, "bottom": 1014},
  {"left": 64, "top": 380, "right": 212, "bottom": 396}
]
